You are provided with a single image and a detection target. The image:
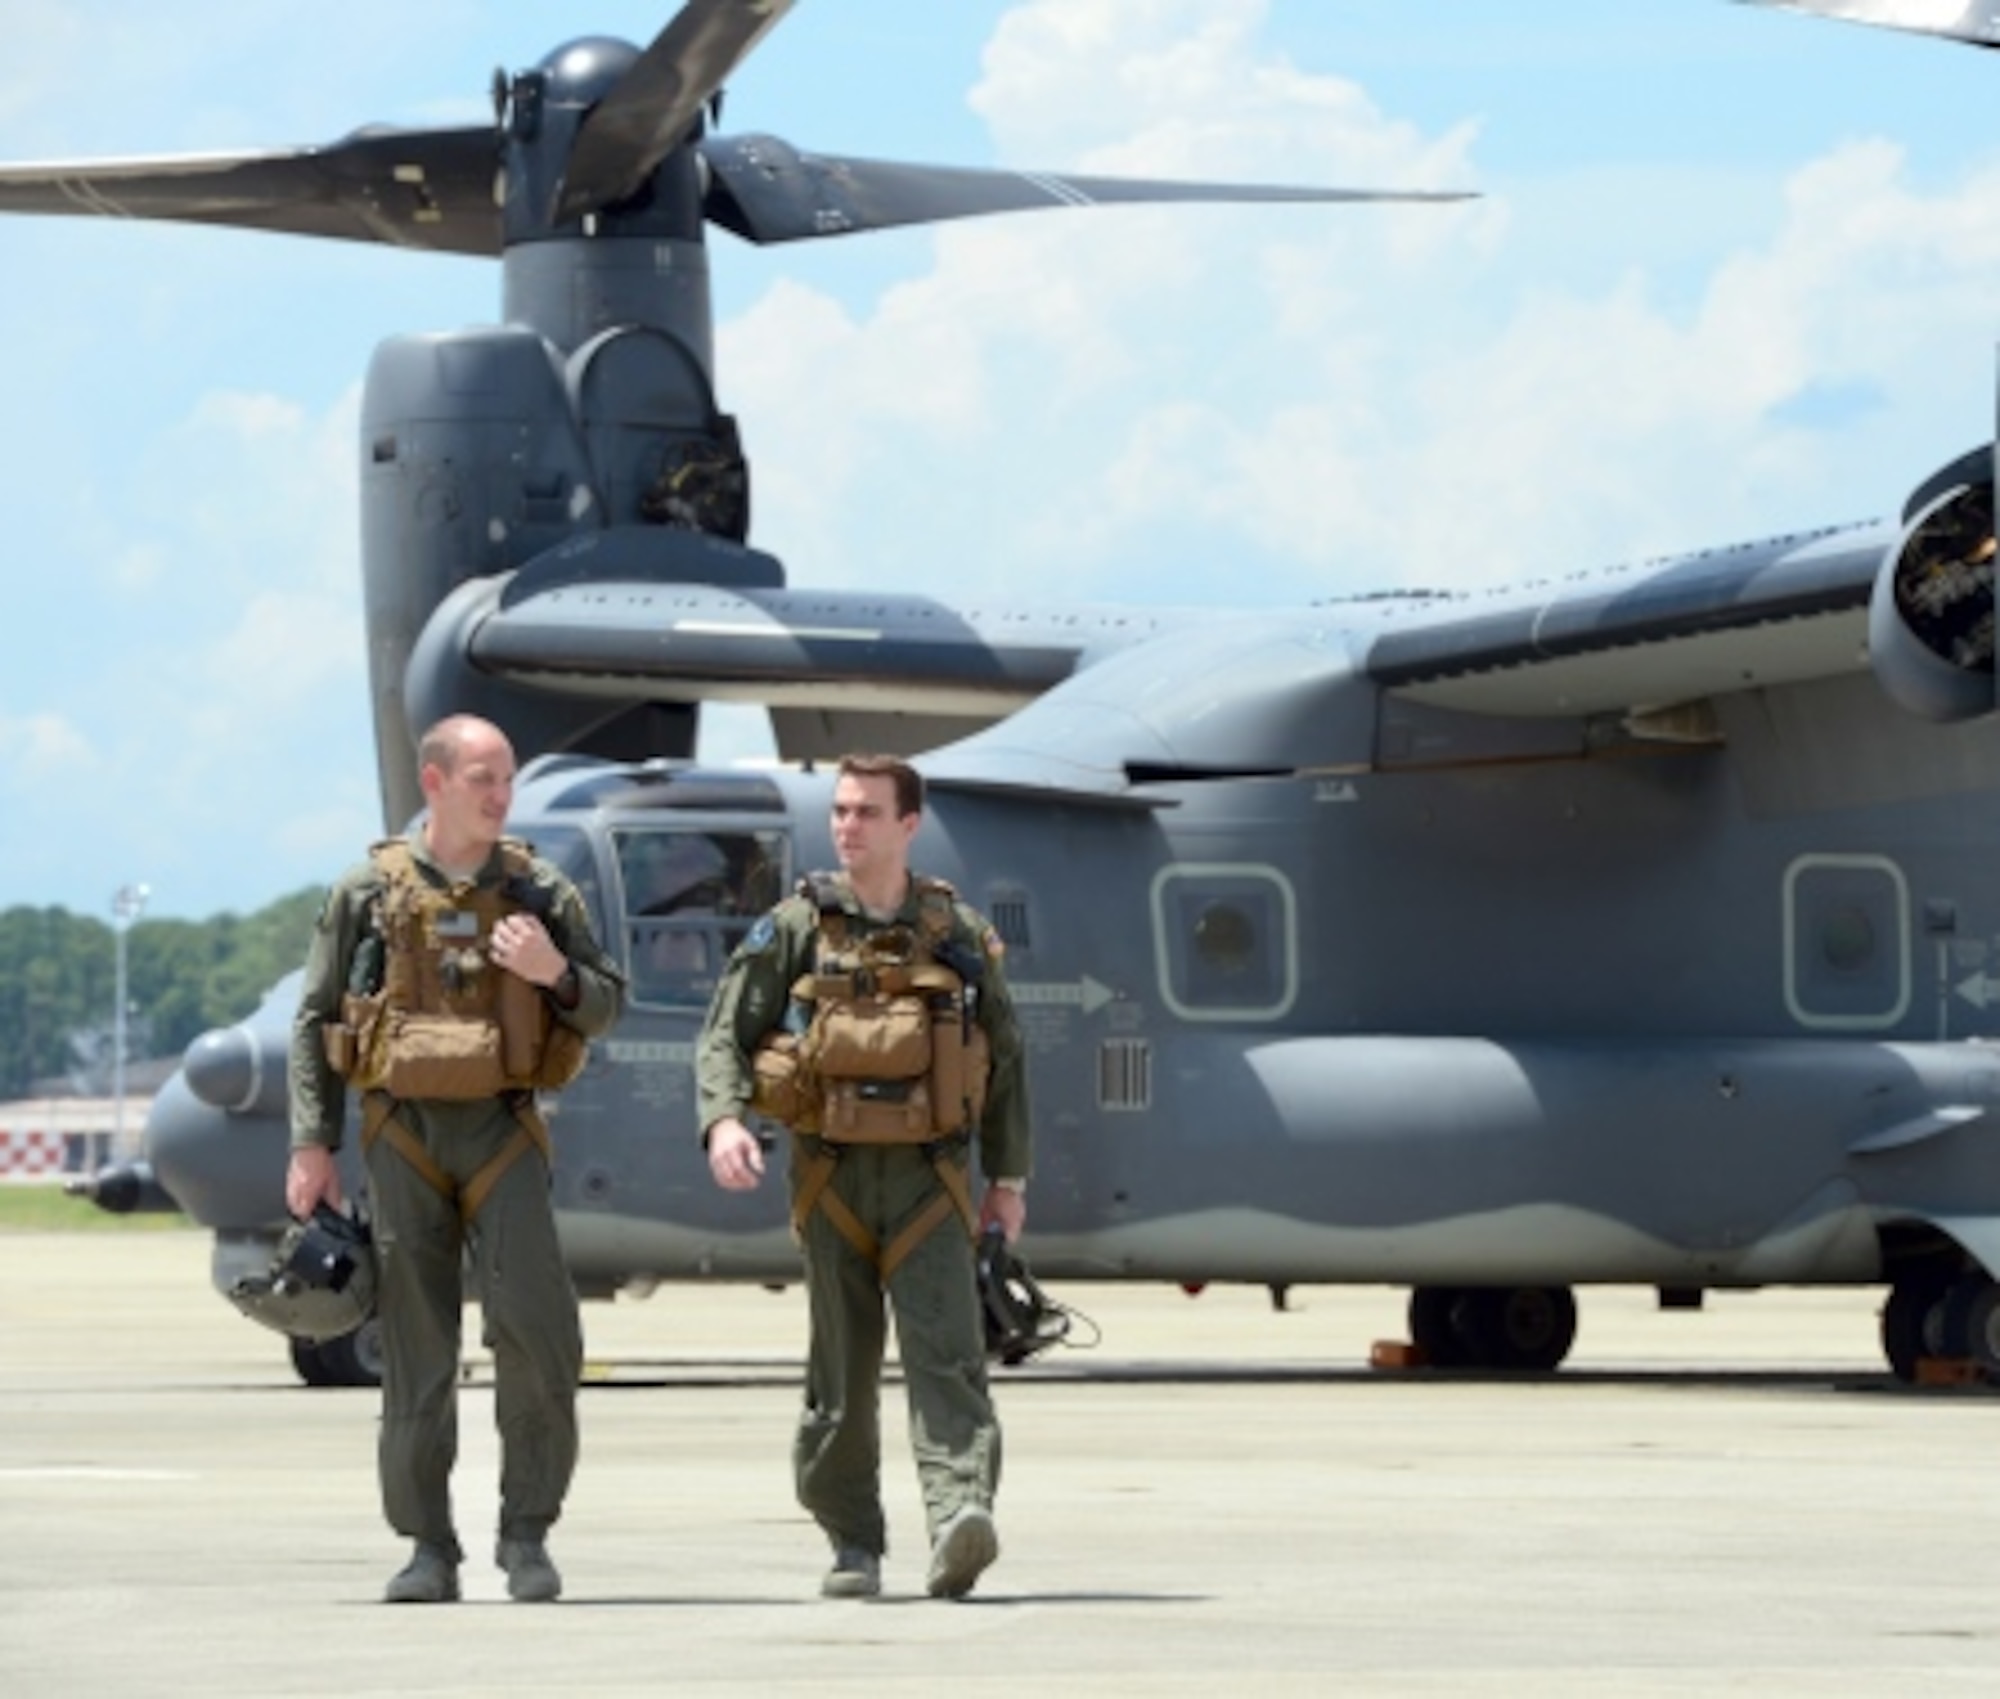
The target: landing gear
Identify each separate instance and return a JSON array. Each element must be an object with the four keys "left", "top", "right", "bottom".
[
  {"left": 289, "top": 1314, "right": 385, "bottom": 1388},
  {"left": 1880, "top": 1268, "right": 2000, "bottom": 1382},
  {"left": 1407, "top": 1284, "right": 1578, "bottom": 1372},
  {"left": 1880, "top": 1273, "right": 1952, "bottom": 1382},
  {"left": 1940, "top": 1276, "right": 2000, "bottom": 1373},
  {"left": 1408, "top": 1286, "right": 1470, "bottom": 1367}
]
